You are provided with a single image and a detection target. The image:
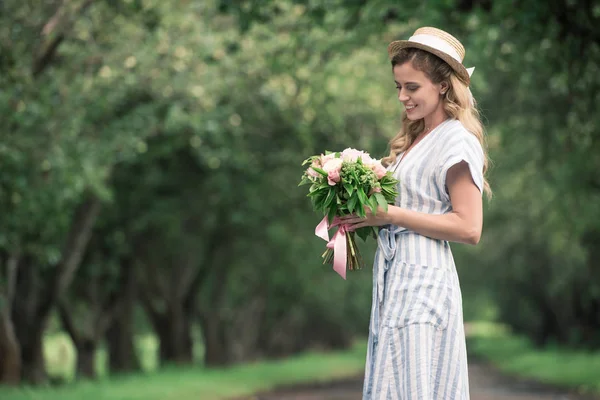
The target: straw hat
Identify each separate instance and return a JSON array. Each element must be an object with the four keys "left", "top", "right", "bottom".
[{"left": 387, "top": 27, "right": 474, "bottom": 85}]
